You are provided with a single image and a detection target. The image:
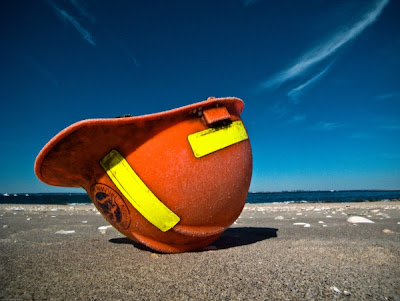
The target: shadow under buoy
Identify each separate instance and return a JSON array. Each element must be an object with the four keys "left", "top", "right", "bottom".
[{"left": 109, "top": 227, "right": 278, "bottom": 253}]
